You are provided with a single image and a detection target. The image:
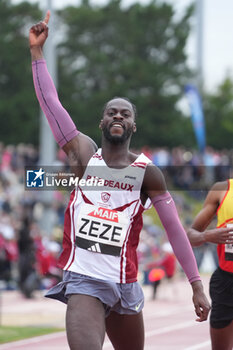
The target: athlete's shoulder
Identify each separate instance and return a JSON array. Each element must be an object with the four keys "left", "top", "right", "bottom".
[
  {"left": 204, "top": 180, "right": 229, "bottom": 207},
  {"left": 210, "top": 180, "right": 229, "bottom": 192},
  {"left": 142, "top": 163, "right": 167, "bottom": 193}
]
